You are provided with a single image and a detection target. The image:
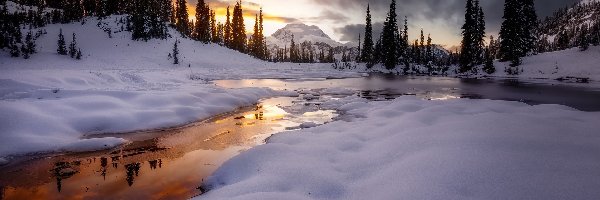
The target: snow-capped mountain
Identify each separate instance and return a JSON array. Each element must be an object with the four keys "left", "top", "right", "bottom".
[{"left": 267, "top": 23, "right": 343, "bottom": 48}]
